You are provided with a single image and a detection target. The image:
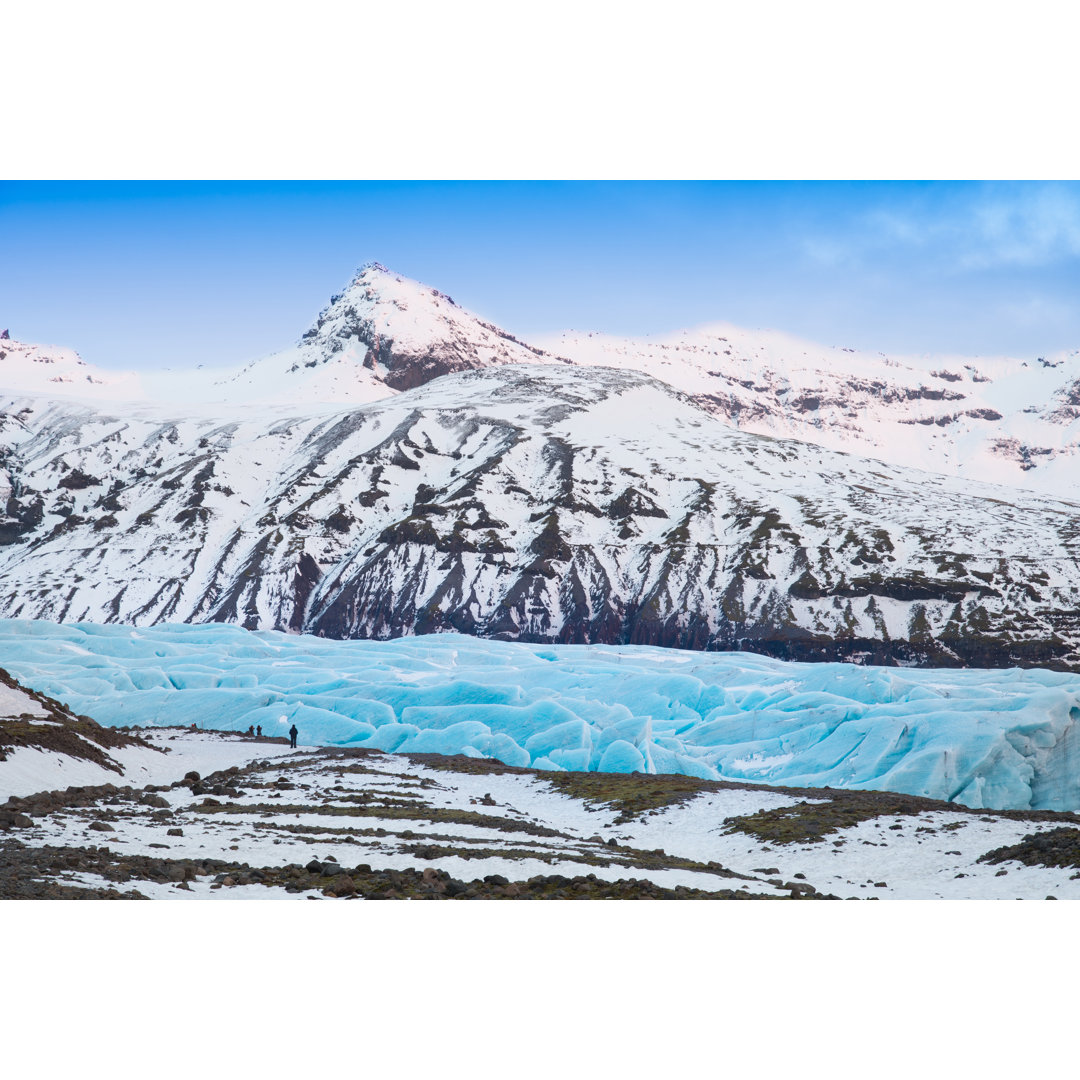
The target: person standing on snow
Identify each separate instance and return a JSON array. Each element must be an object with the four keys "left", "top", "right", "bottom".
[{"left": 289, "top": 724, "right": 299, "bottom": 749}]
